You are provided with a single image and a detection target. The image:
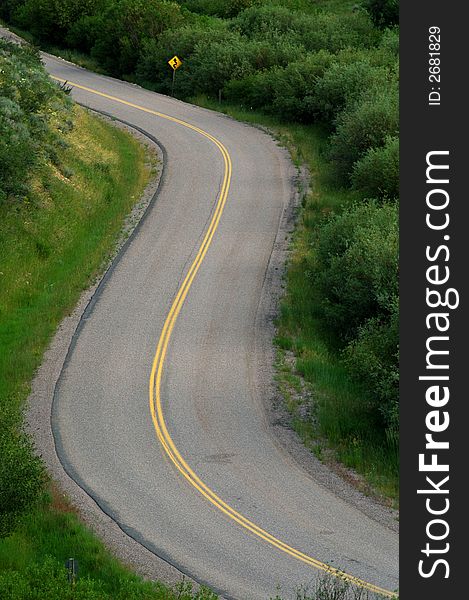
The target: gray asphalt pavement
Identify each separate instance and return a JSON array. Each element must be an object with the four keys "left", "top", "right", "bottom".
[{"left": 40, "top": 54, "right": 398, "bottom": 599}]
